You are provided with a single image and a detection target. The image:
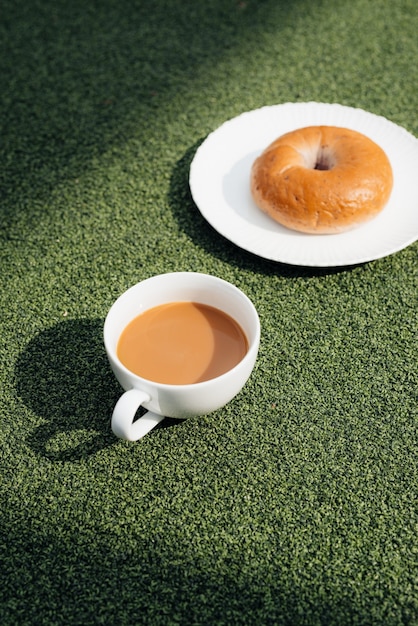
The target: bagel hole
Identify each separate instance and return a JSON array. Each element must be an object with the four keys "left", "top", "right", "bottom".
[{"left": 314, "top": 145, "right": 335, "bottom": 171}]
